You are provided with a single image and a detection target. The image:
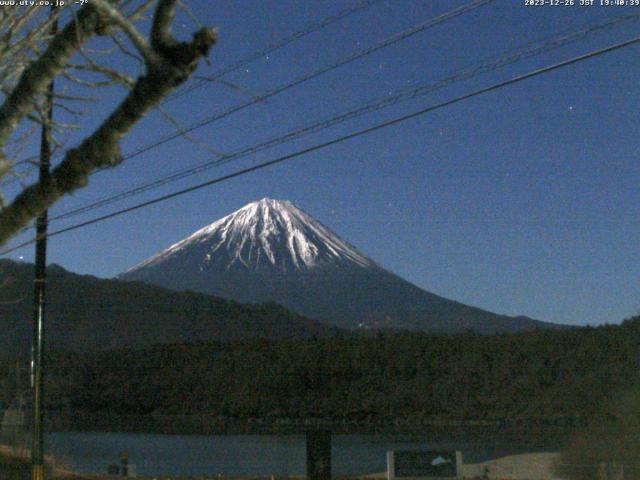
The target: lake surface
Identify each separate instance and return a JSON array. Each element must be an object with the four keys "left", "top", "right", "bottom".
[{"left": 45, "top": 431, "right": 561, "bottom": 477}]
